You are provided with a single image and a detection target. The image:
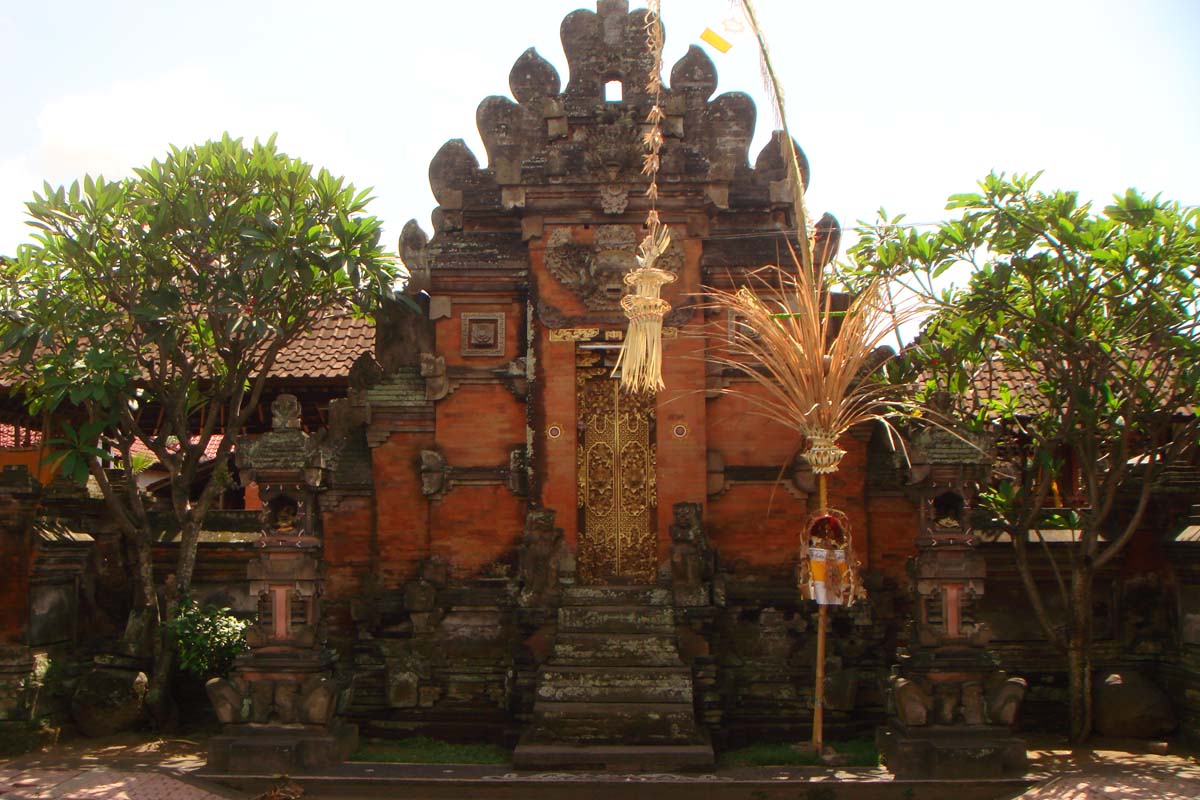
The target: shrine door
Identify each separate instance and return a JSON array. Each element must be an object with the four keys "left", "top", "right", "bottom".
[{"left": 575, "top": 368, "right": 657, "bottom": 584}]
